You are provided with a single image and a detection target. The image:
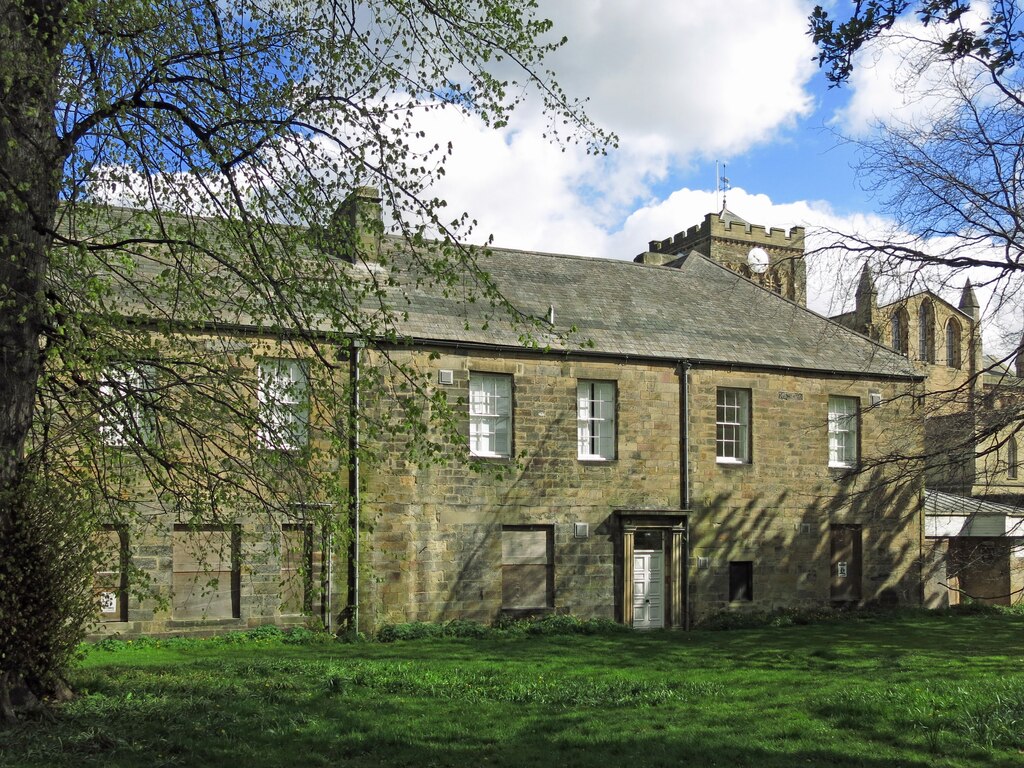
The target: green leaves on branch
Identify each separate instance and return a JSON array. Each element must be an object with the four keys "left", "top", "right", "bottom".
[{"left": 810, "top": 0, "right": 1024, "bottom": 86}]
